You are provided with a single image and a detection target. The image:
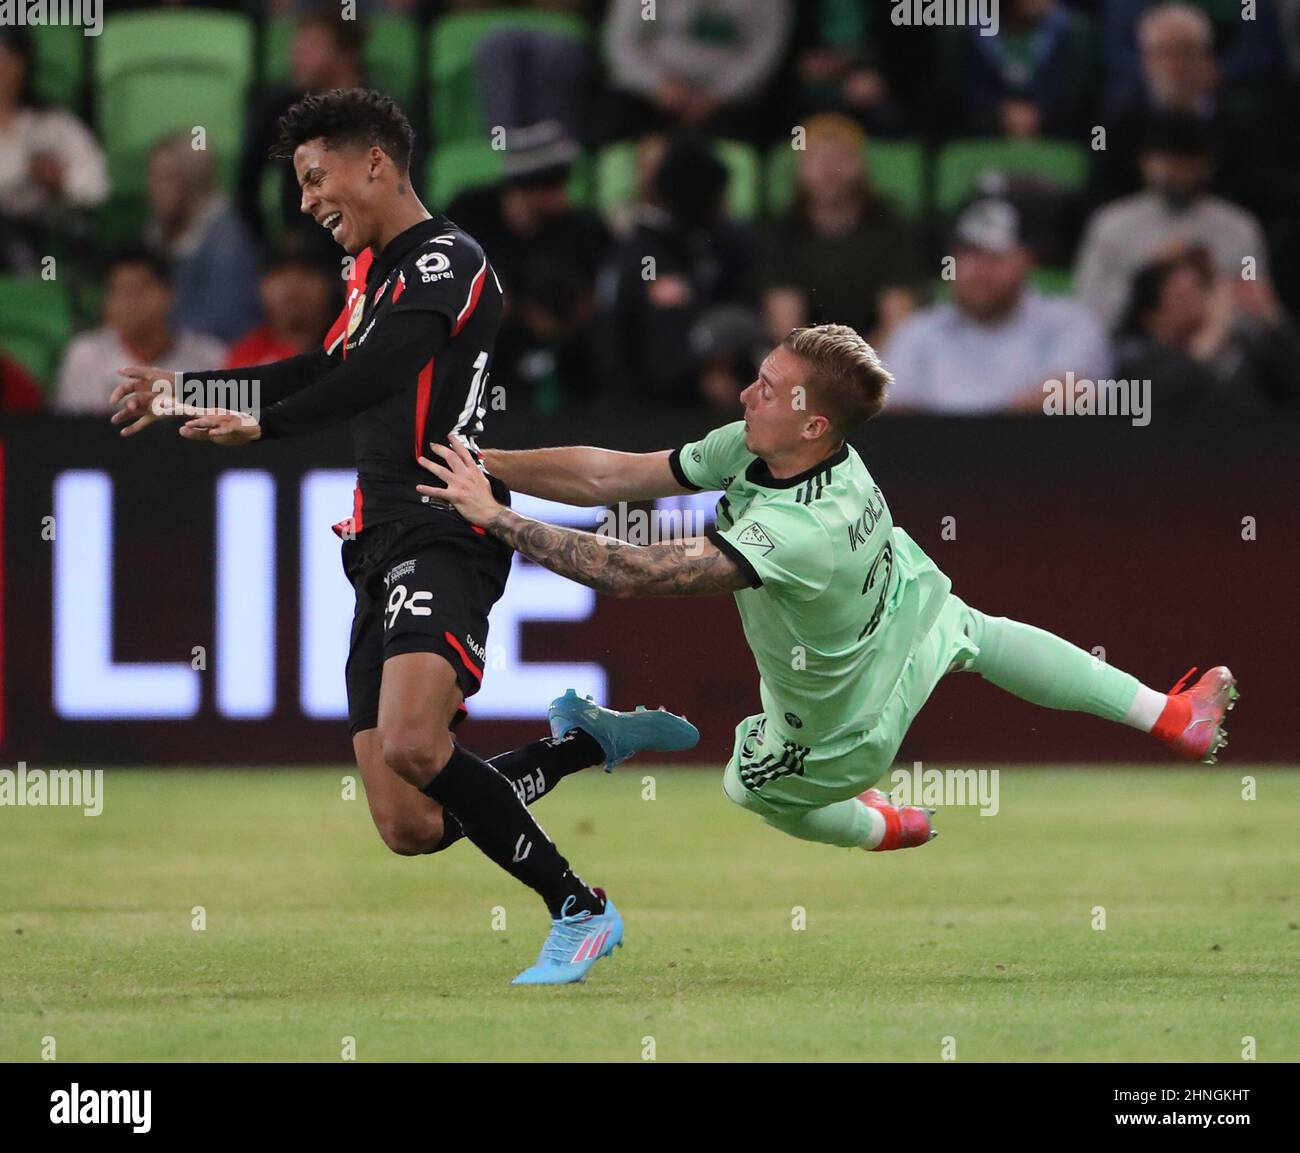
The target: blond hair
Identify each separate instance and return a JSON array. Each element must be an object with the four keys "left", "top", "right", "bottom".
[{"left": 781, "top": 324, "right": 892, "bottom": 432}]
